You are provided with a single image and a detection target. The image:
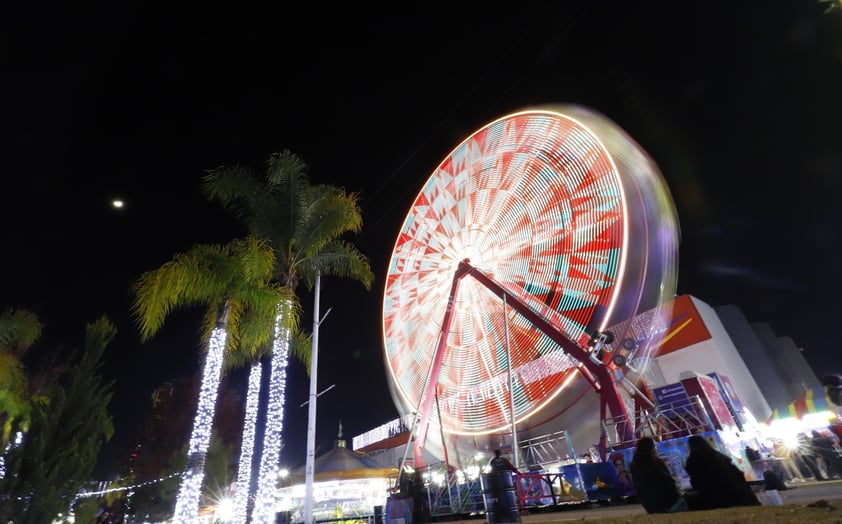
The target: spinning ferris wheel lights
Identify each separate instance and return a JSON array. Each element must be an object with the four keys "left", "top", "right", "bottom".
[{"left": 382, "top": 105, "right": 680, "bottom": 459}]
